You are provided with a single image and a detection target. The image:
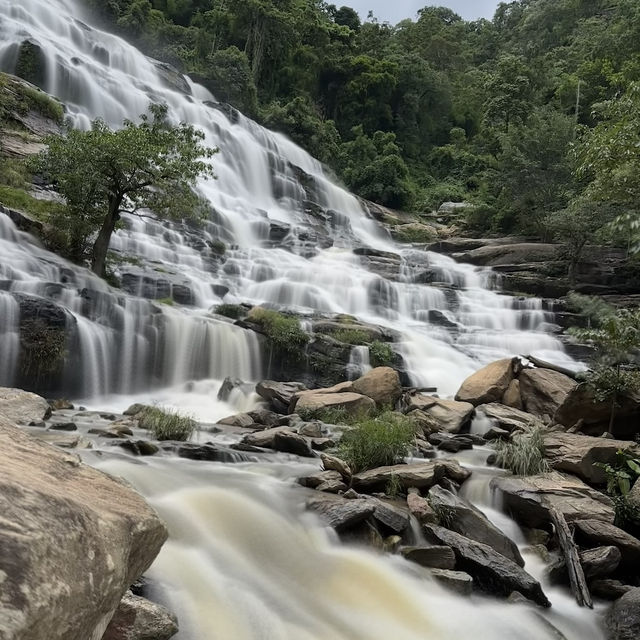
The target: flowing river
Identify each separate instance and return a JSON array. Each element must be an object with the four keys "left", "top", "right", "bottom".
[{"left": 0, "top": 0, "right": 604, "bottom": 638}]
